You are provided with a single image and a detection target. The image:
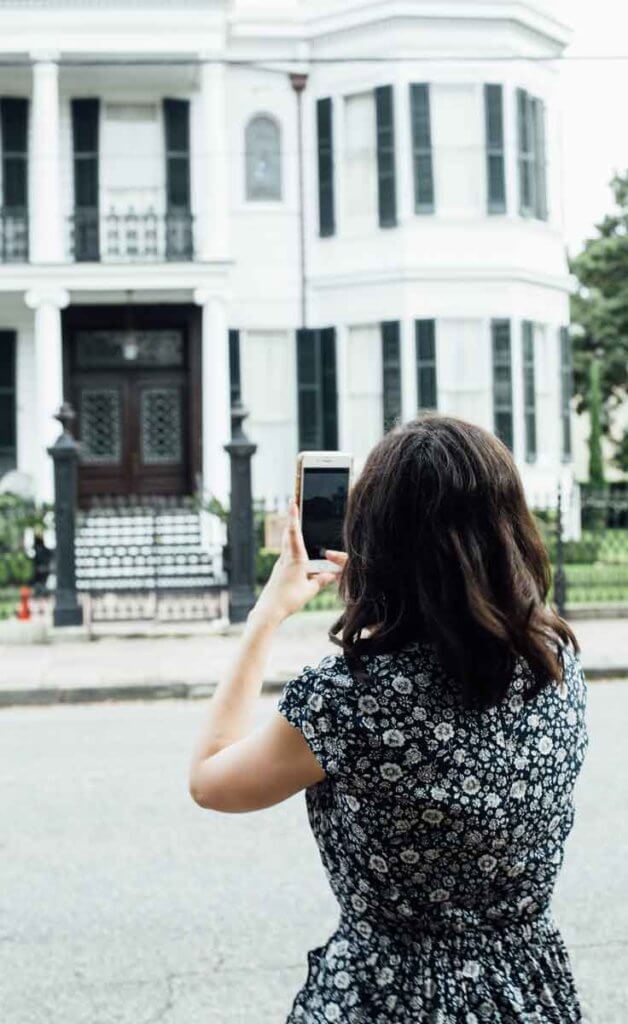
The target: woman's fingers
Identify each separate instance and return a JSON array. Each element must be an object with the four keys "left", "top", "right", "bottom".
[
  {"left": 314, "top": 571, "right": 338, "bottom": 591},
  {"left": 284, "top": 498, "right": 308, "bottom": 561},
  {"left": 323, "top": 549, "right": 348, "bottom": 568}
]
